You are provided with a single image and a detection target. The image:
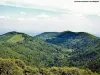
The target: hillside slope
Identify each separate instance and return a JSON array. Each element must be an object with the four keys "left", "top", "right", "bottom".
[
  {"left": 0, "top": 31, "right": 71, "bottom": 67},
  {"left": 45, "top": 31, "right": 98, "bottom": 50},
  {"left": 35, "top": 32, "right": 59, "bottom": 40},
  {"left": 36, "top": 31, "right": 100, "bottom": 73}
]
